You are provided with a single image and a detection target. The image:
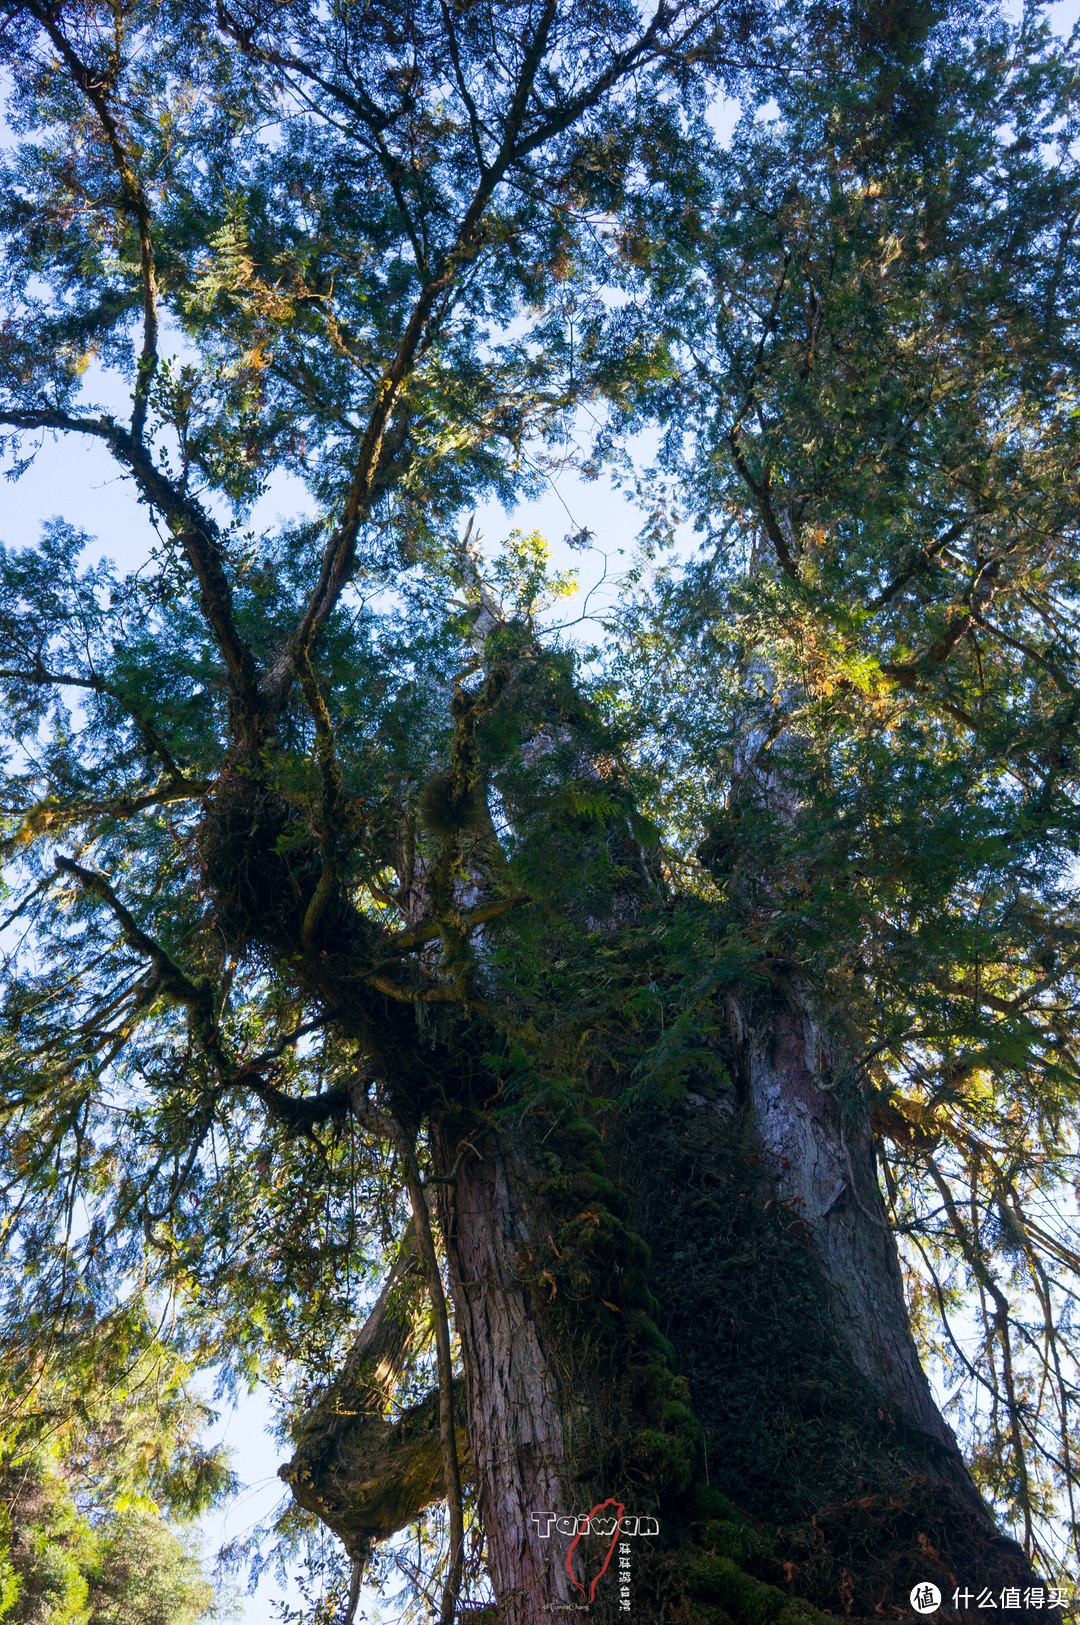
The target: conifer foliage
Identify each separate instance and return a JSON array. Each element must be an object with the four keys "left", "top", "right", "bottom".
[{"left": 0, "top": 1, "right": 1078, "bottom": 1620}]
